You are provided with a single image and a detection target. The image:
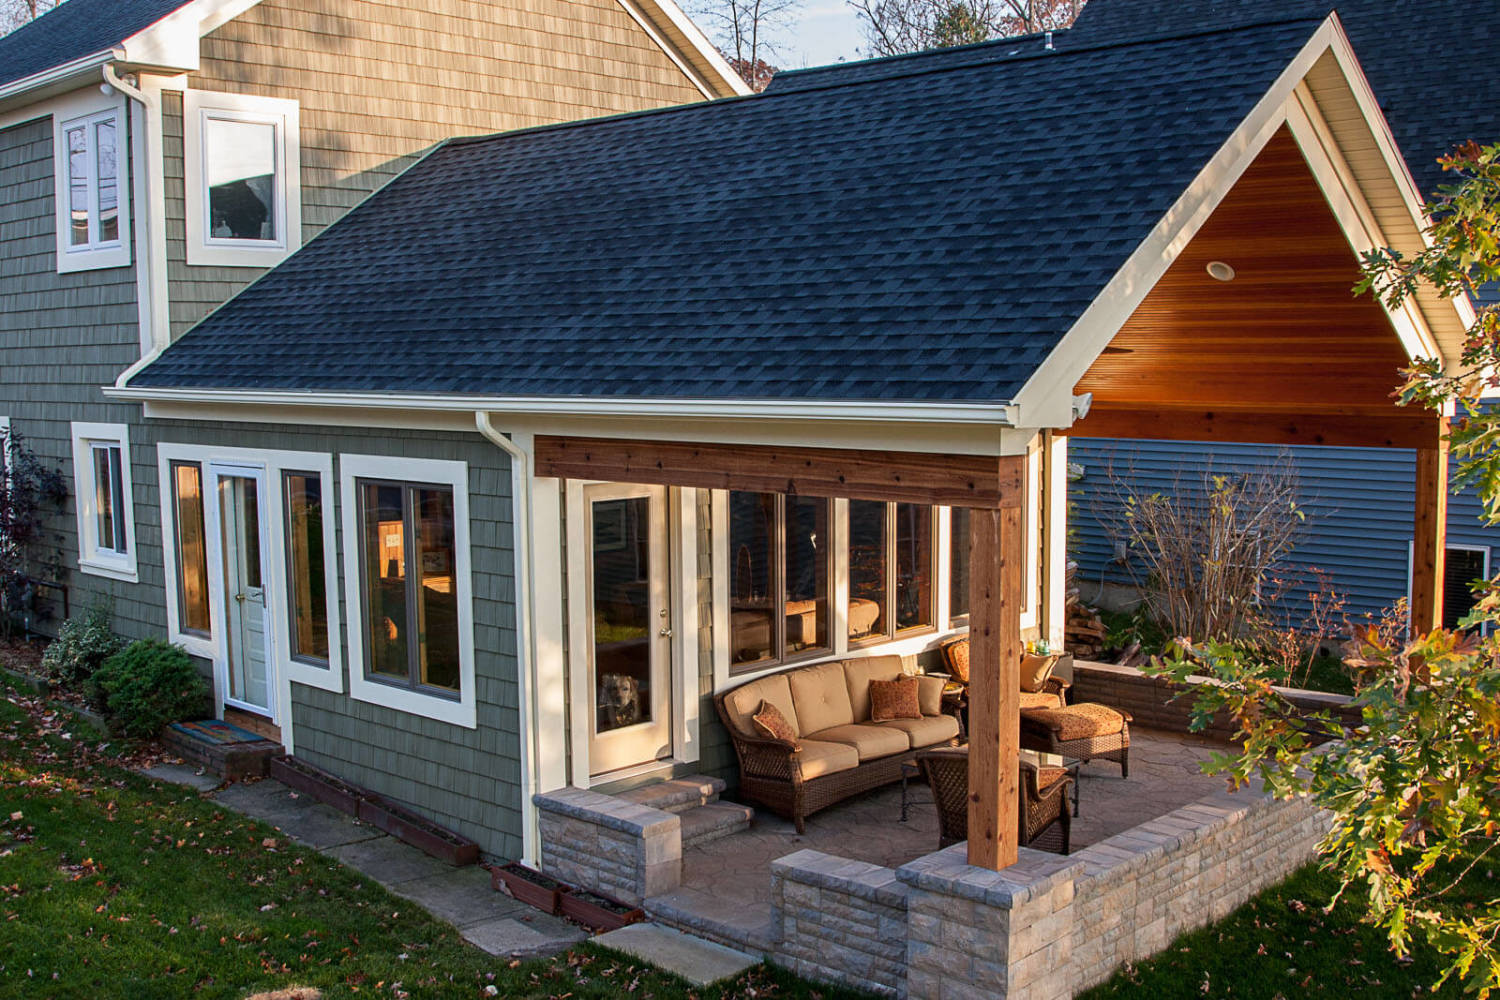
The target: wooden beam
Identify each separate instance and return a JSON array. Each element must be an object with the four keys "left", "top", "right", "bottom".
[
  {"left": 534, "top": 436, "right": 1025, "bottom": 509},
  {"left": 966, "top": 460, "right": 1025, "bottom": 870},
  {"left": 1411, "top": 420, "right": 1450, "bottom": 635},
  {"left": 1060, "top": 406, "right": 1437, "bottom": 449}
]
